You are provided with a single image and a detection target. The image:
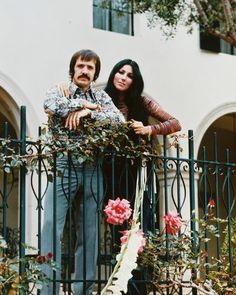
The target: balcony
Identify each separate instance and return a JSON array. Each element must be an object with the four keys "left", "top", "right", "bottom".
[{"left": 0, "top": 106, "right": 235, "bottom": 294}]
